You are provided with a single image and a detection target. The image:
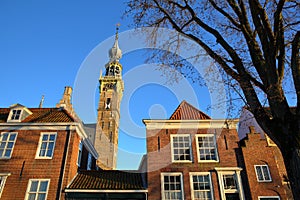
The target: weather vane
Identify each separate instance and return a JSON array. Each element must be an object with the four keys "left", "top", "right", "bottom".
[{"left": 115, "top": 23, "right": 120, "bottom": 39}]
